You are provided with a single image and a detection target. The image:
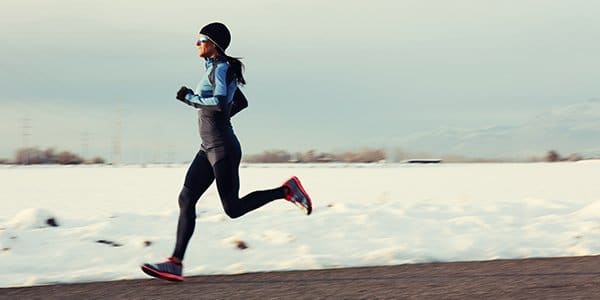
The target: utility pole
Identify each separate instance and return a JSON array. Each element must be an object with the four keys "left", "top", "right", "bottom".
[
  {"left": 21, "top": 116, "right": 31, "bottom": 164},
  {"left": 81, "top": 130, "right": 89, "bottom": 161},
  {"left": 167, "top": 144, "right": 175, "bottom": 165},
  {"left": 112, "top": 108, "right": 123, "bottom": 166}
]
